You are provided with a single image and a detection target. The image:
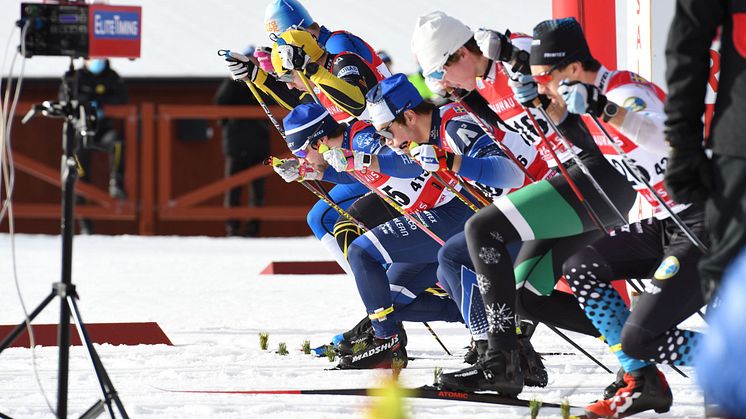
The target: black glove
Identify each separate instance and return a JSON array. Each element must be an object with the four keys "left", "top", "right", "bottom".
[{"left": 664, "top": 143, "right": 712, "bottom": 203}]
